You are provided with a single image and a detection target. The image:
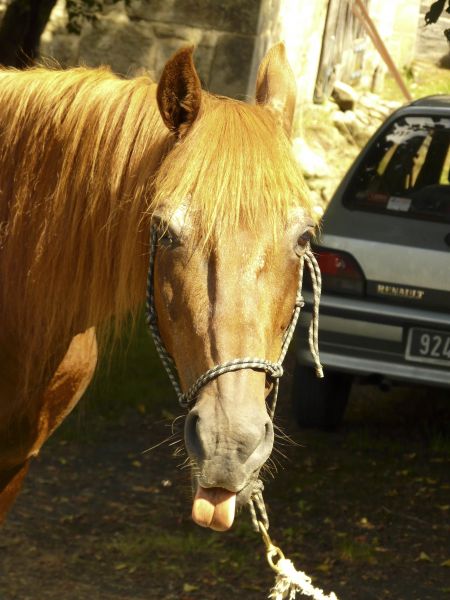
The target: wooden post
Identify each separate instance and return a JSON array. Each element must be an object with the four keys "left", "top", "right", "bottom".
[{"left": 351, "top": 0, "right": 412, "bottom": 102}]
